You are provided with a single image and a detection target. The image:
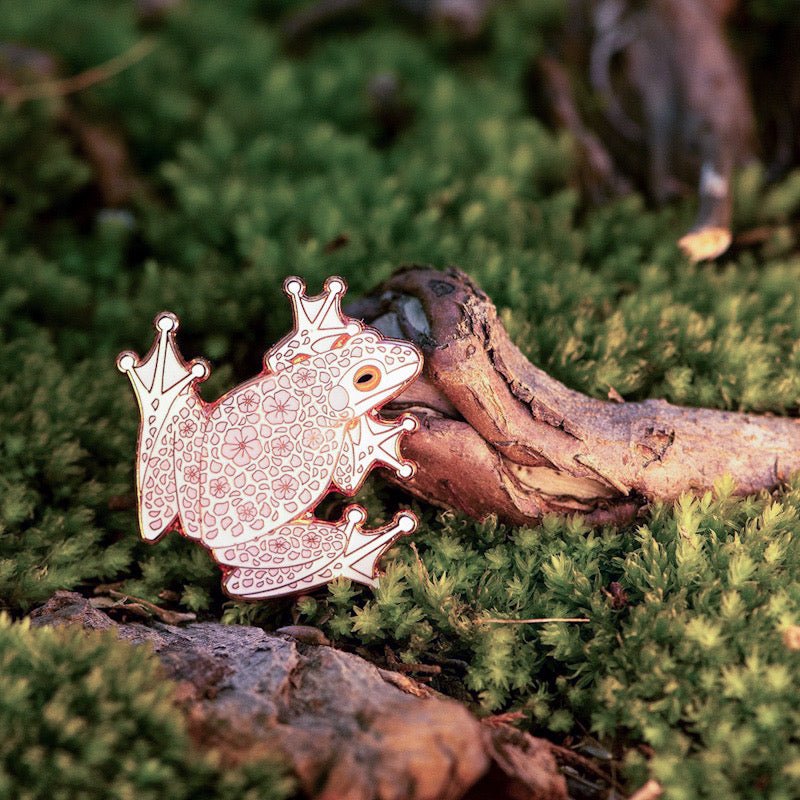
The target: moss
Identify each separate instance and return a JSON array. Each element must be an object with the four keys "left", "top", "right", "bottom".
[
  {"left": 231, "top": 476, "right": 800, "bottom": 798},
  {"left": 2, "top": 0, "right": 800, "bottom": 796}
]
